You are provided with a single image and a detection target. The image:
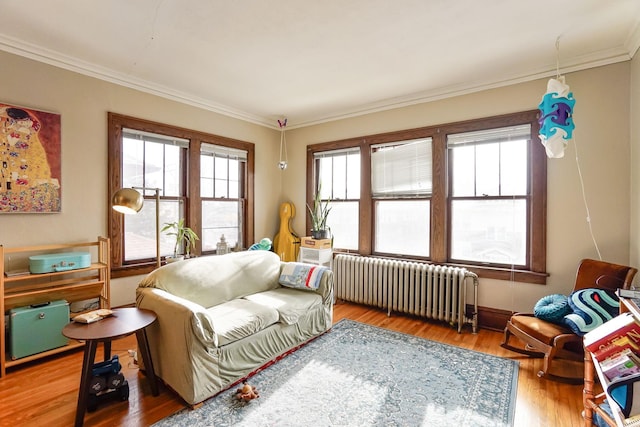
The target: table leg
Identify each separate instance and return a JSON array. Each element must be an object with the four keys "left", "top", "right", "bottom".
[
  {"left": 103, "top": 340, "right": 111, "bottom": 361},
  {"left": 75, "top": 339, "right": 98, "bottom": 427},
  {"left": 136, "top": 328, "right": 159, "bottom": 396}
]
